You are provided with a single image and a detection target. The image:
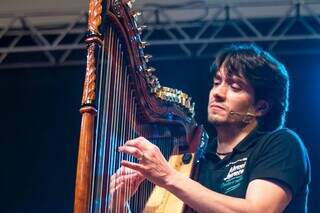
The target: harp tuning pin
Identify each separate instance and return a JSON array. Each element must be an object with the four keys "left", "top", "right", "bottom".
[
  {"left": 146, "top": 67, "right": 156, "bottom": 73},
  {"left": 131, "top": 10, "right": 142, "bottom": 19},
  {"left": 144, "top": 54, "right": 152, "bottom": 62},
  {"left": 140, "top": 41, "right": 149, "bottom": 48},
  {"left": 137, "top": 25, "right": 148, "bottom": 34},
  {"left": 124, "top": 0, "right": 135, "bottom": 8}
]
